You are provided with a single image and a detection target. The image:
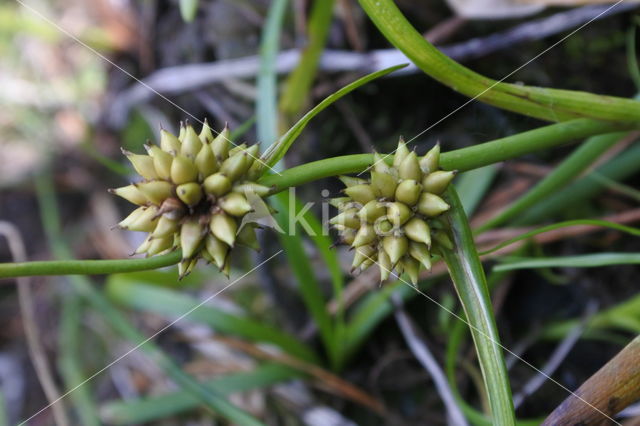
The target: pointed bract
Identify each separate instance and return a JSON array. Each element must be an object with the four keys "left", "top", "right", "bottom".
[
  {"left": 160, "top": 129, "right": 181, "bottom": 153},
  {"left": 420, "top": 143, "right": 440, "bottom": 173},
  {"left": 210, "top": 212, "right": 237, "bottom": 246},
  {"left": 110, "top": 185, "right": 148, "bottom": 206},
  {"left": 180, "top": 220, "right": 205, "bottom": 259}
]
